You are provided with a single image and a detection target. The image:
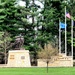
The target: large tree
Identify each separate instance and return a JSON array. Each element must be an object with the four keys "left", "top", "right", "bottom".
[
  {"left": 0, "top": 0, "right": 20, "bottom": 36},
  {"left": 37, "top": 0, "right": 62, "bottom": 48},
  {"left": 0, "top": 31, "right": 12, "bottom": 64}
]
